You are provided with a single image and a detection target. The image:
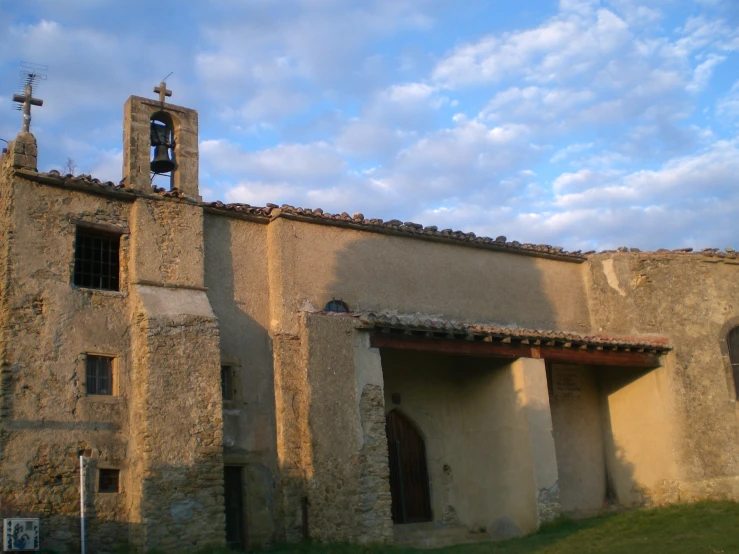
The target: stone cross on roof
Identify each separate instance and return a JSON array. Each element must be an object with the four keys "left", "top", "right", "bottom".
[
  {"left": 154, "top": 81, "right": 172, "bottom": 104},
  {"left": 12, "top": 82, "right": 43, "bottom": 133}
]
